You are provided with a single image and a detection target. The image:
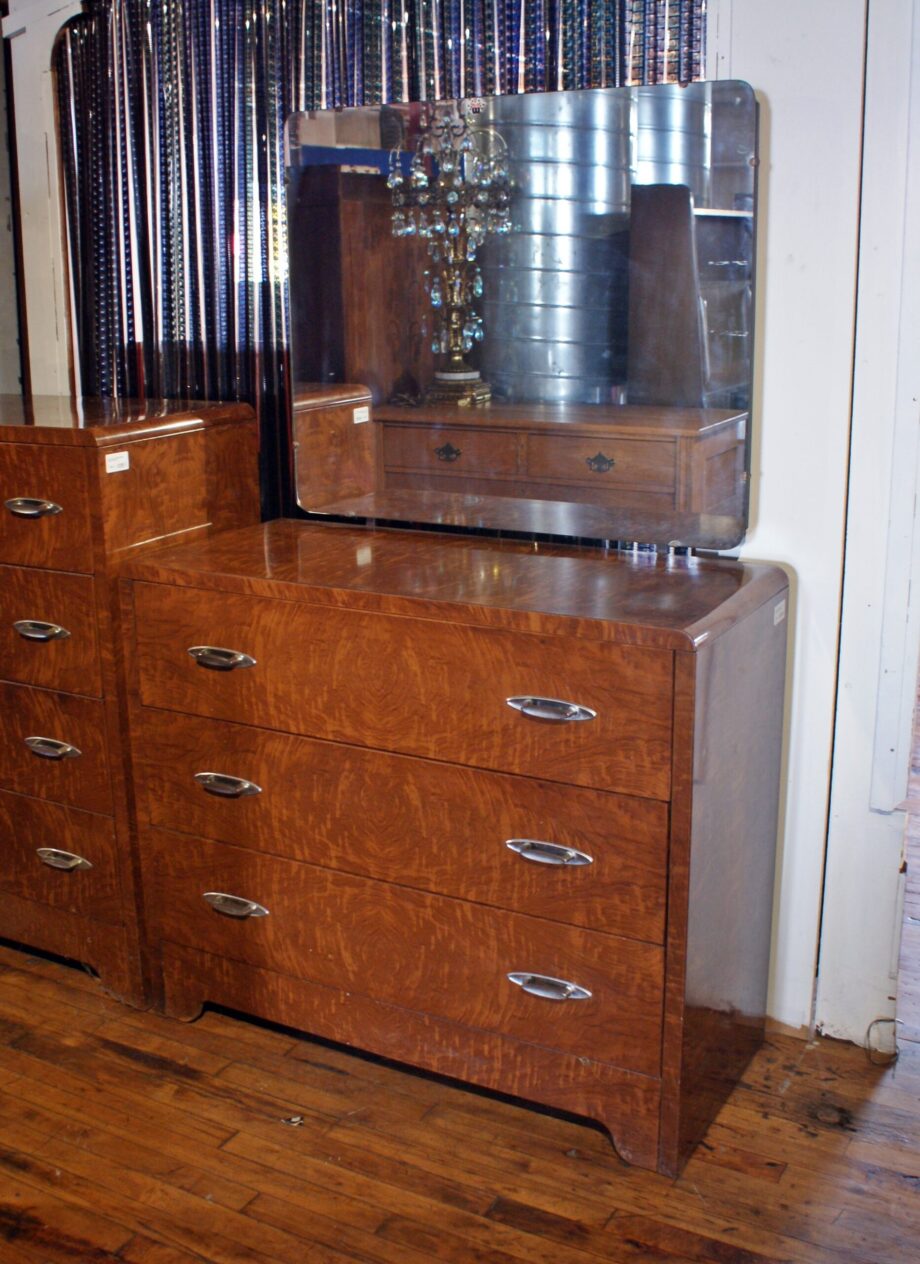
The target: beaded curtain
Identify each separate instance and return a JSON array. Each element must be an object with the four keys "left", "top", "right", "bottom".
[{"left": 55, "top": 0, "right": 705, "bottom": 512}]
